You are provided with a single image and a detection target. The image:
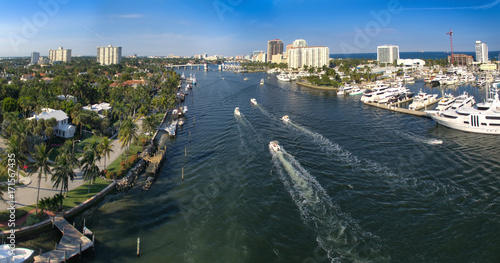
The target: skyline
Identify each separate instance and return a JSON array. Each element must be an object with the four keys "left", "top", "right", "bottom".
[{"left": 1, "top": 0, "right": 499, "bottom": 57}]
